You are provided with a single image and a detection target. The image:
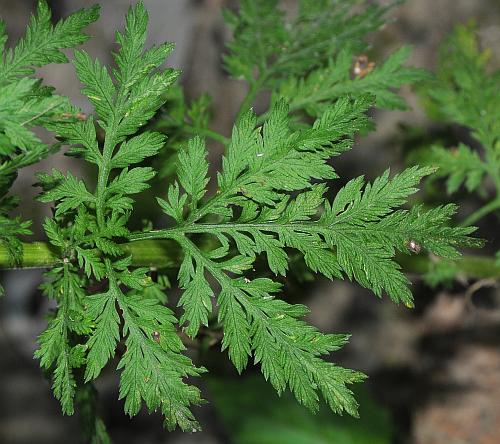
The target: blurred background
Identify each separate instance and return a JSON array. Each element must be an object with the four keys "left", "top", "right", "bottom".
[{"left": 1, "top": 1, "right": 500, "bottom": 443}]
